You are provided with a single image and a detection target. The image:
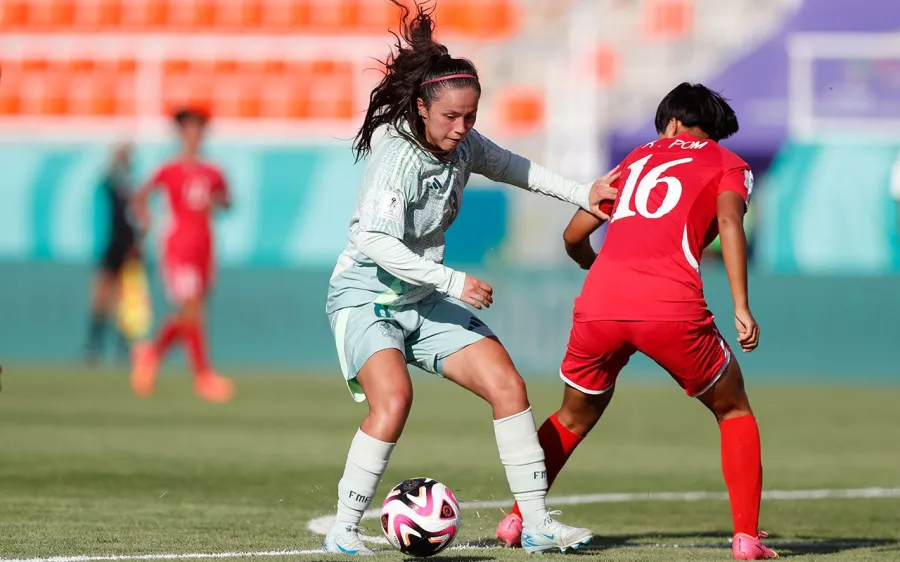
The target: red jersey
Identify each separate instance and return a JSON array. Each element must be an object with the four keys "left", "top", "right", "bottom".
[
  {"left": 150, "top": 160, "right": 228, "bottom": 245},
  {"left": 576, "top": 132, "right": 752, "bottom": 321}
]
